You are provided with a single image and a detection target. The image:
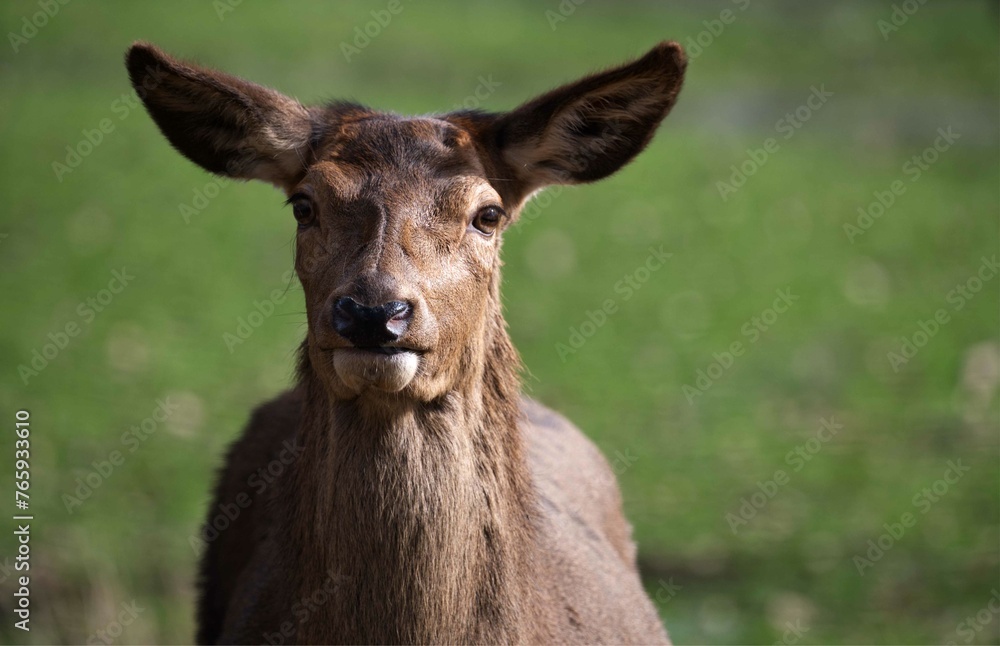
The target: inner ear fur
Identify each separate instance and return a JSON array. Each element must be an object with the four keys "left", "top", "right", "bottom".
[
  {"left": 486, "top": 41, "right": 687, "bottom": 202},
  {"left": 125, "top": 42, "right": 315, "bottom": 187}
]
